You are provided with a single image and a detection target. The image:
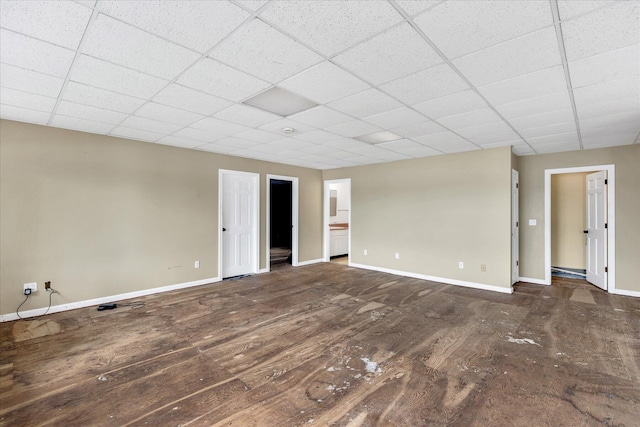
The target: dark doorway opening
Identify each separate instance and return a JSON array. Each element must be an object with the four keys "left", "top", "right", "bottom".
[{"left": 270, "top": 179, "right": 292, "bottom": 269}]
